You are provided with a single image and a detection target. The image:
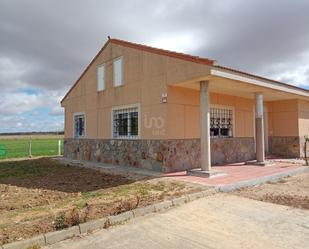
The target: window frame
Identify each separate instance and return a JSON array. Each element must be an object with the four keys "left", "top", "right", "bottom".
[
  {"left": 111, "top": 104, "right": 140, "bottom": 139},
  {"left": 97, "top": 64, "right": 105, "bottom": 92},
  {"left": 210, "top": 105, "right": 235, "bottom": 138},
  {"left": 113, "top": 56, "right": 124, "bottom": 87},
  {"left": 73, "top": 112, "right": 86, "bottom": 138}
]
